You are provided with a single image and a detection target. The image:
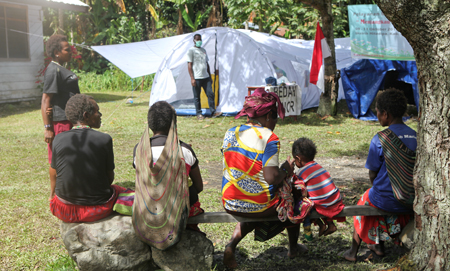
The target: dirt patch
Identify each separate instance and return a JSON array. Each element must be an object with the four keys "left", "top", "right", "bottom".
[{"left": 201, "top": 155, "right": 370, "bottom": 190}]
